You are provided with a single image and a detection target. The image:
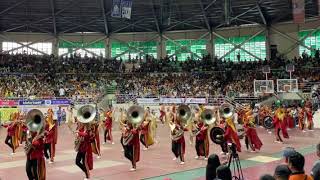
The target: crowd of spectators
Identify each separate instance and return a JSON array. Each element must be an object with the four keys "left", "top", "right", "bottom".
[{"left": 0, "top": 52, "right": 319, "bottom": 99}]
